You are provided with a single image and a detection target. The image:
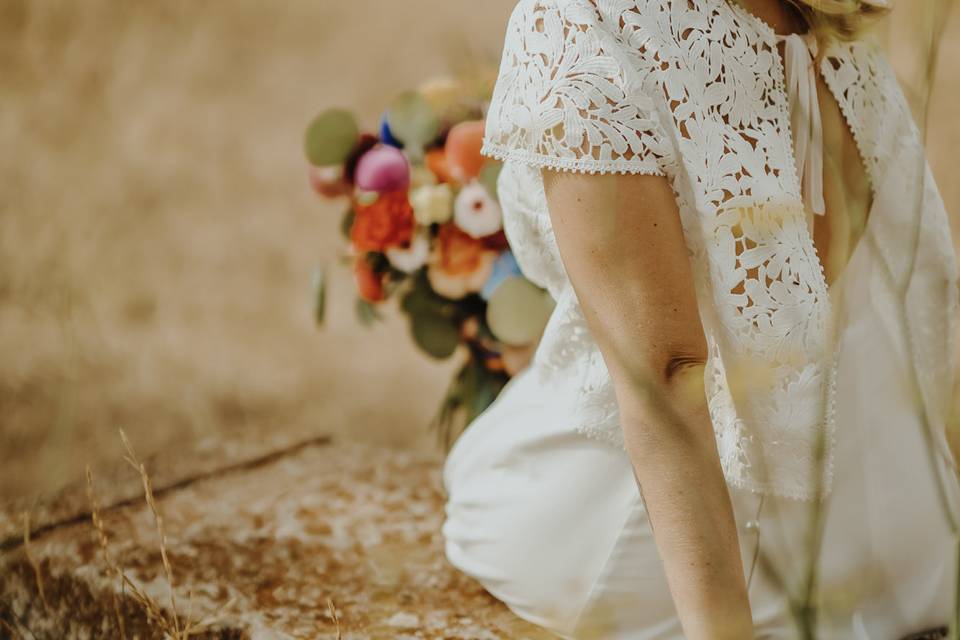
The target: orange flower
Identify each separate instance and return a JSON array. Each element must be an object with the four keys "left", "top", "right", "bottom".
[
  {"left": 445, "top": 120, "right": 487, "bottom": 182},
  {"left": 427, "top": 223, "right": 497, "bottom": 299},
  {"left": 350, "top": 190, "right": 415, "bottom": 253},
  {"left": 425, "top": 148, "right": 455, "bottom": 184},
  {"left": 433, "top": 223, "right": 493, "bottom": 275}
]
